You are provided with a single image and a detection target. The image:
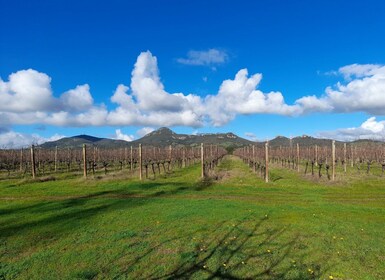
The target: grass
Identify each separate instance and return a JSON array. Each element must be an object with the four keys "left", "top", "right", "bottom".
[{"left": 0, "top": 156, "right": 384, "bottom": 279}]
